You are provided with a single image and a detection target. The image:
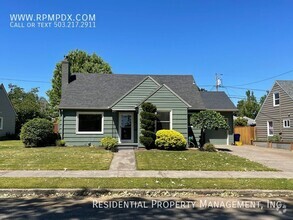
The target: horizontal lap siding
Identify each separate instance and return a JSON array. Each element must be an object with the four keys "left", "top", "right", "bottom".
[
  {"left": 256, "top": 83, "right": 293, "bottom": 141},
  {"left": 112, "top": 78, "right": 159, "bottom": 110},
  {"left": 188, "top": 111, "right": 234, "bottom": 145},
  {"left": 61, "top": 110, "right": 118, "bottom": 146},
  {"left": 142, "top": 86, "right": 188, "bottom": 143},
  {"left": 221, "top": 112, "right": 234, "bottom": 144}
]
